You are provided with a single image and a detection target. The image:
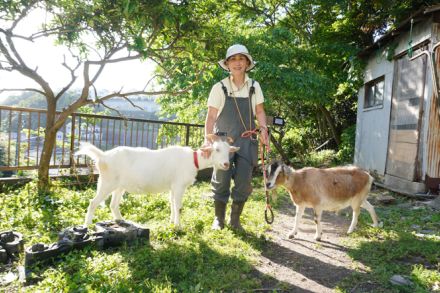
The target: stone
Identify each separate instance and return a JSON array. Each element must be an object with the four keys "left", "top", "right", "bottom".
[
  {"left": 390, "top": 274, "right": 413, "bottom": 286},
  {"left": 376, "top": 194, "right": 396, "bottom": 204},
  {"left": 0, "top": 271, "right": 17, "bottom": 286}
]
